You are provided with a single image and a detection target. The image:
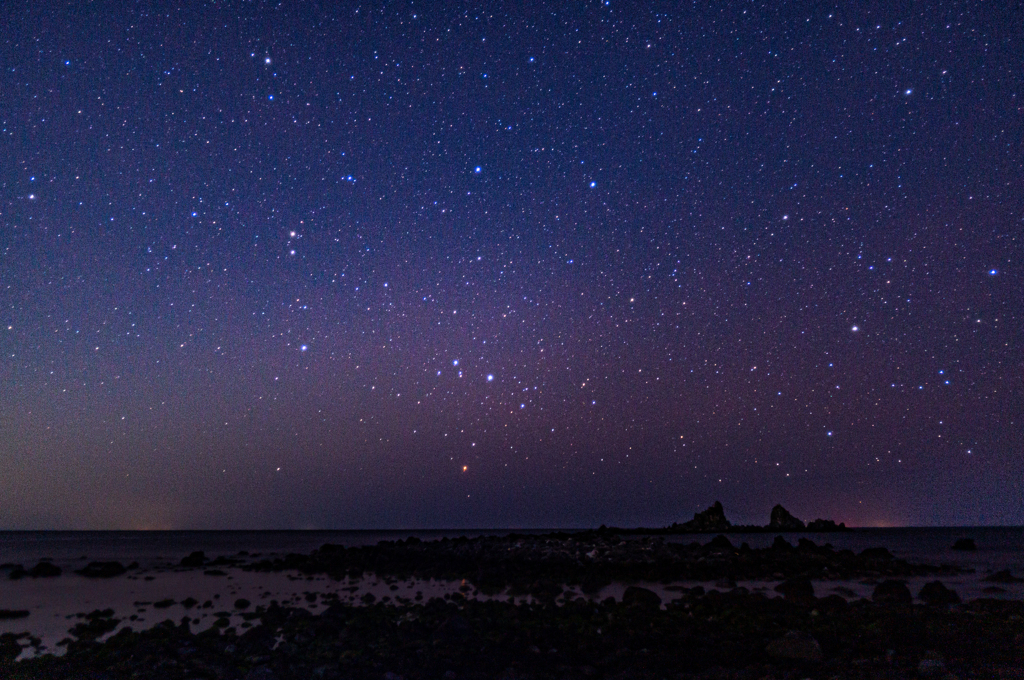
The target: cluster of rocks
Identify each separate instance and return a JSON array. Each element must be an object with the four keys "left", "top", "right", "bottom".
[
  {"left": 236, "top": 532, "right": 961, "bottom": 598},
  {"left": 667, "top": 502, "right": 847, "bottom": 533},
  {"left": 3, "top": 585, "right": 1022, "bottom": 679},
  {"left": 2, "top": 561, "right": 62, "bottom": 579}
]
